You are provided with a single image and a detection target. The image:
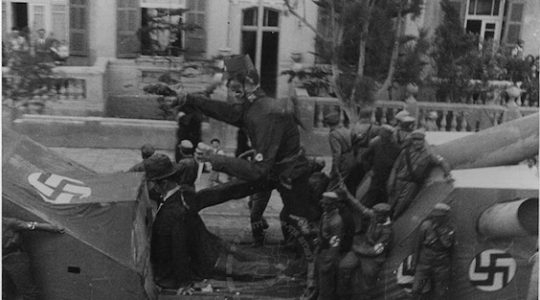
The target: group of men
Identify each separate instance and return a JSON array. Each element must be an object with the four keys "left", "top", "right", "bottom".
[{"left": 132, "top": 54, "right": 456, "bottom": 299}]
